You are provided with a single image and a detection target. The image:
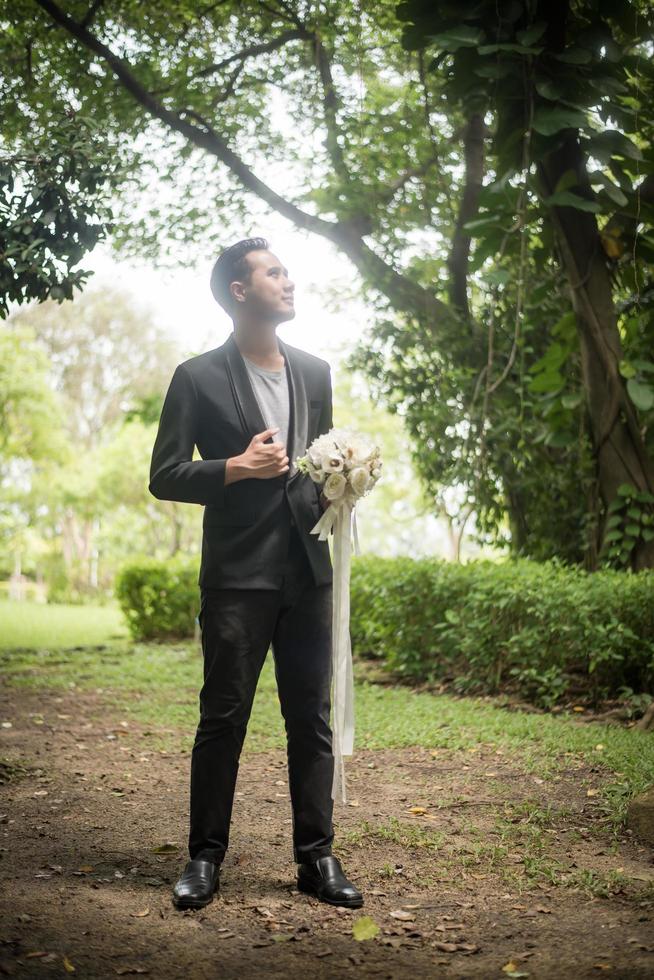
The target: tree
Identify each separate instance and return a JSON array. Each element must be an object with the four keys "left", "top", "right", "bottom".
[
  {"left": 1, "top": 111, "right": 119, "bottom": 315},
  {"left": 4, "top": 285, "right": 182, "bottom": 594},
  {"left": 0, "top": 326, "right": 69, "bottom": 593},
  {"left": 8, "top": 285, "right": 179, "bottom": 446},
  {"left": 4, "top": 0, "right": 652, "bottom": 564},
  {"left": 393, "top": 0, "right": 654, "bottom": 570},
  {"left": 0, "top": 326, "right": 67, "bottom": 465}
]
